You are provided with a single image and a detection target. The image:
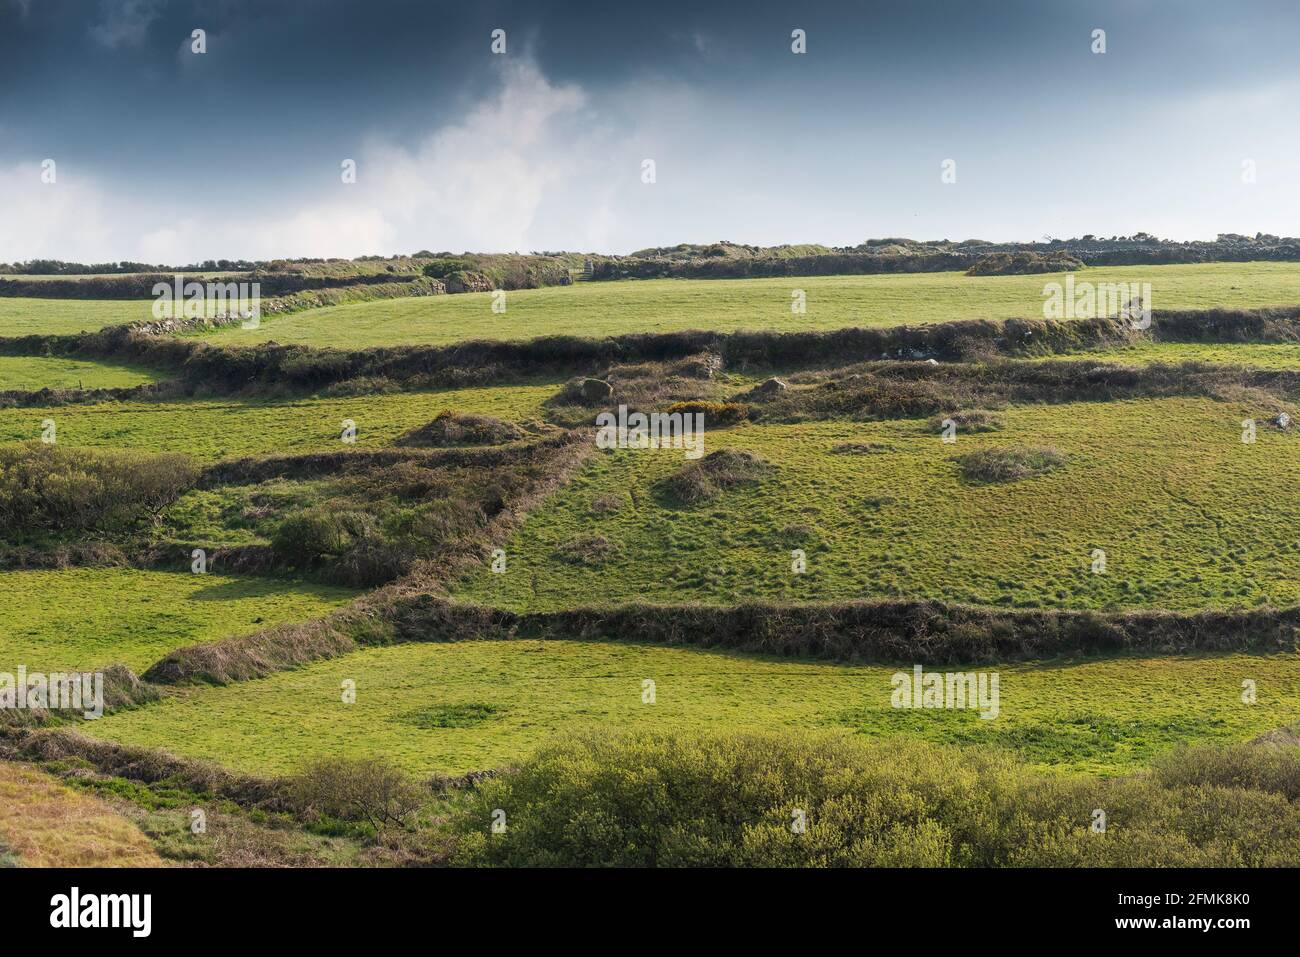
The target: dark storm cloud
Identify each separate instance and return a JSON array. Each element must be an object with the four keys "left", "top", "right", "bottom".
[{"left": 1, "top": 0, "right": 1298, "bottom": 258}]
